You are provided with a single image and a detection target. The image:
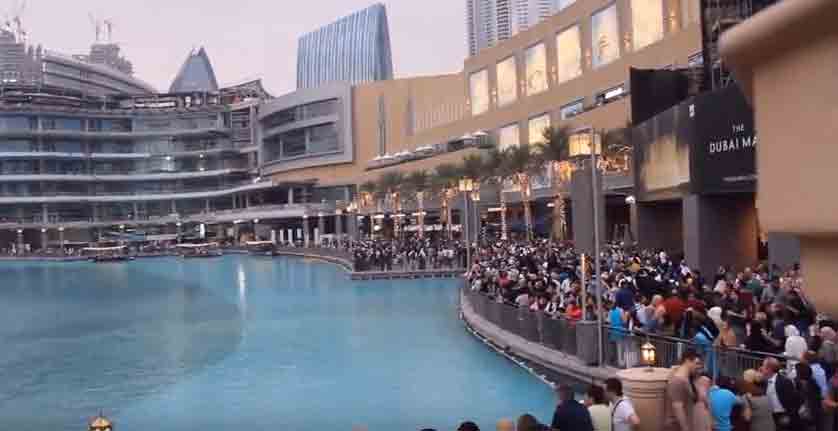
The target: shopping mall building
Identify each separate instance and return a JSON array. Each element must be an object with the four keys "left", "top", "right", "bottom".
[{"left": 0, "top": 0, "right": 796, "bottom": 273}]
